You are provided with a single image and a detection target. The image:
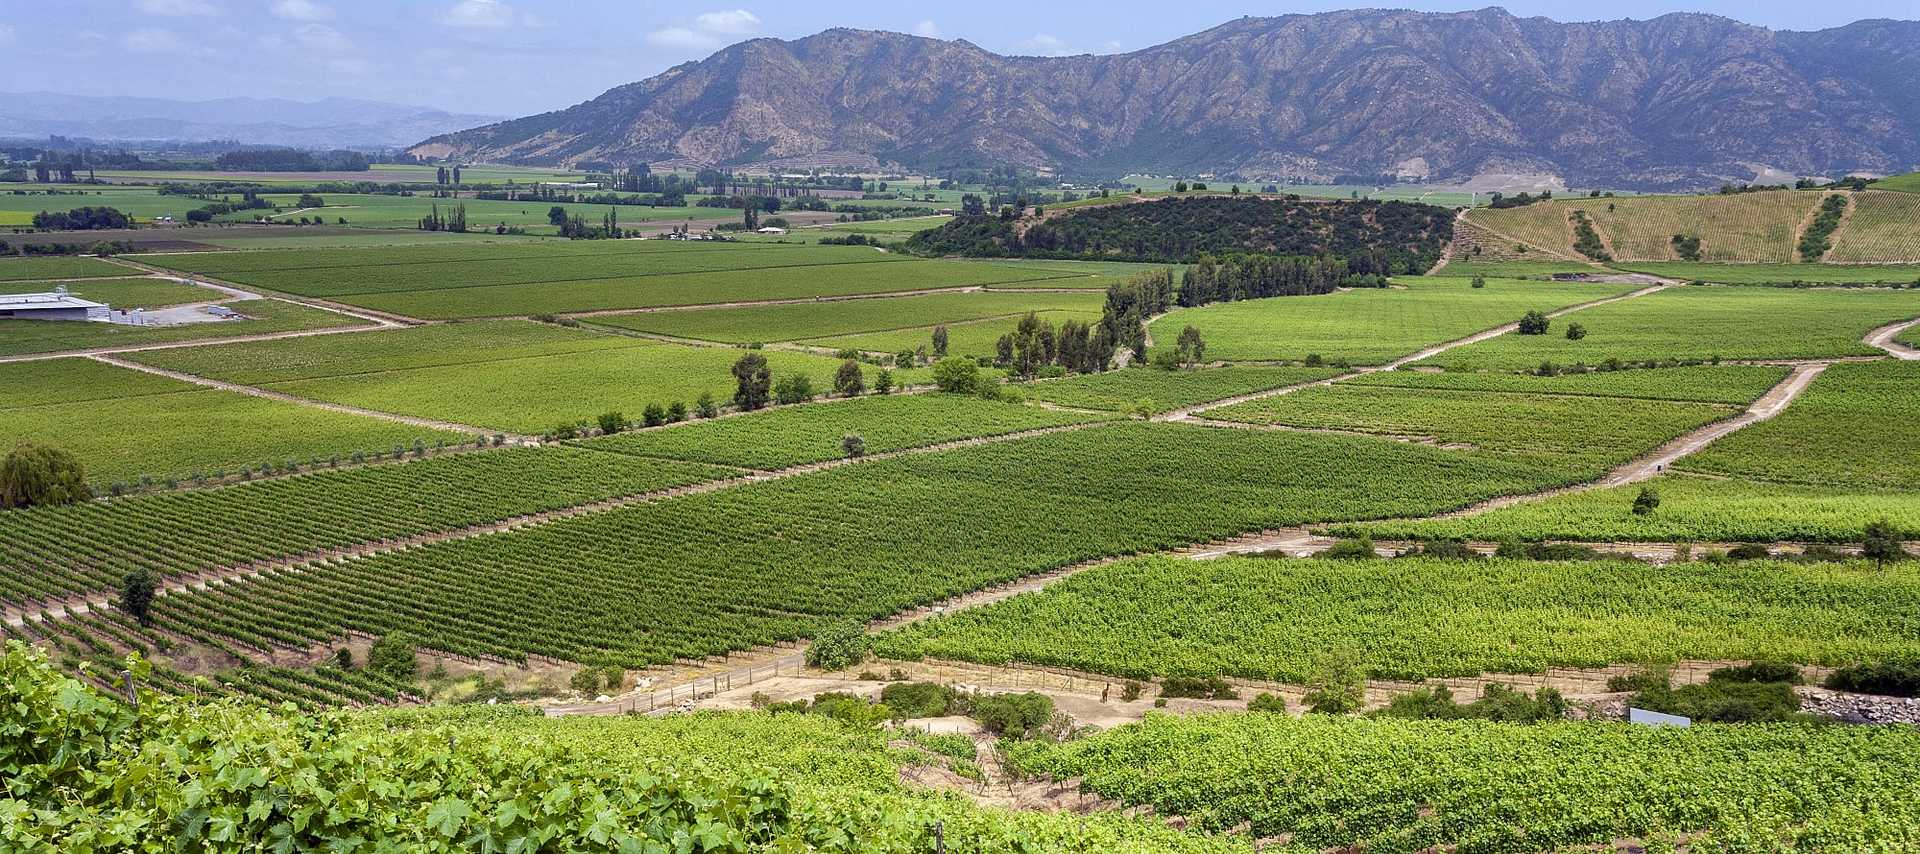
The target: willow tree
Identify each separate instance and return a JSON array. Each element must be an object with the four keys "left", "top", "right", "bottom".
[{"left": 0, "top": 443, "right": 90, "bottom": 510}]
